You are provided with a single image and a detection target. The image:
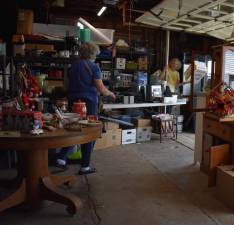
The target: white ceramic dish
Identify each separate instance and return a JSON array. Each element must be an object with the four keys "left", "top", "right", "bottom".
[{"left": 62, "top": 113, "right": 80, "bottom": 123}]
